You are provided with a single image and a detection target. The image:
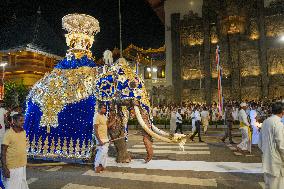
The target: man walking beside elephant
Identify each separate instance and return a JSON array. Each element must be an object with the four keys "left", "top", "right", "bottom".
[{"left": 94, "top": 104, "right": 109, "bottom": 173}]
